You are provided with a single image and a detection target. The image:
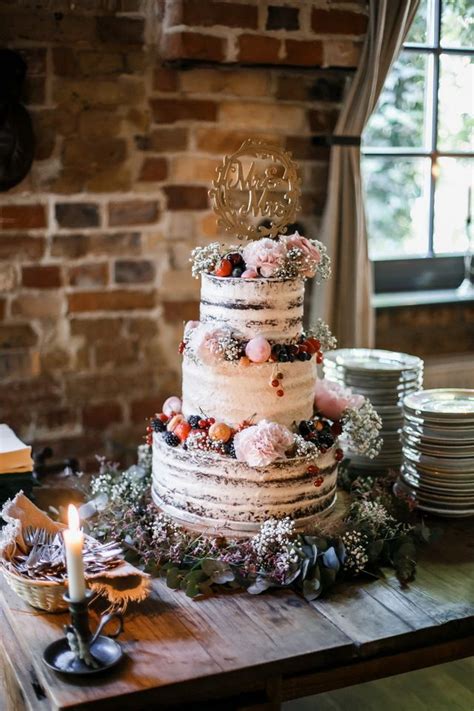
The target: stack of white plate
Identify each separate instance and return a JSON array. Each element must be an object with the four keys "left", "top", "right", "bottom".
[
  {"left": 323, "top": 349, "right": 424, "bottom": 471},
  {"left": 395, "top": 389, "right": 474, "bottom": 518}
]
